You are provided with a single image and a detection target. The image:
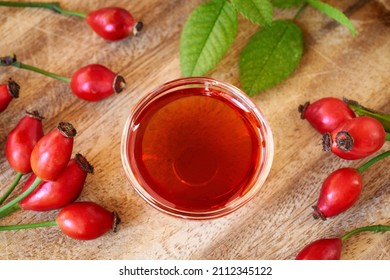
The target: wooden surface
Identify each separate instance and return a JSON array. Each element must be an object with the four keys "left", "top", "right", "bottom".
[{"left": 0, "top": 0, "right": 389, "bottom": 260}]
